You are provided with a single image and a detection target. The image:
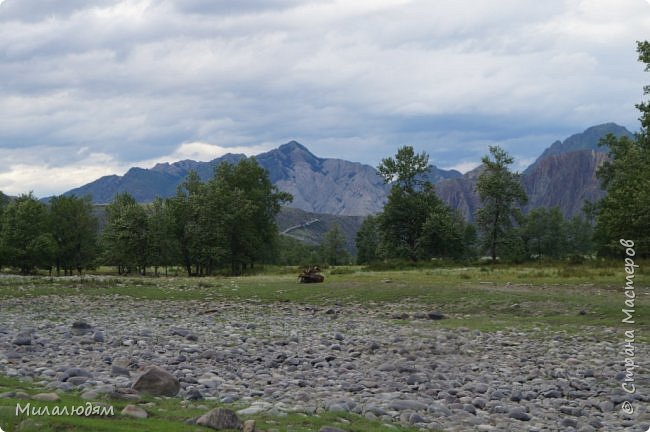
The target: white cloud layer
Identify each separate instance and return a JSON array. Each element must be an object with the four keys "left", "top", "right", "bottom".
[{"left": 0, "top": 0, "right": 649, "bottom": 196}]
